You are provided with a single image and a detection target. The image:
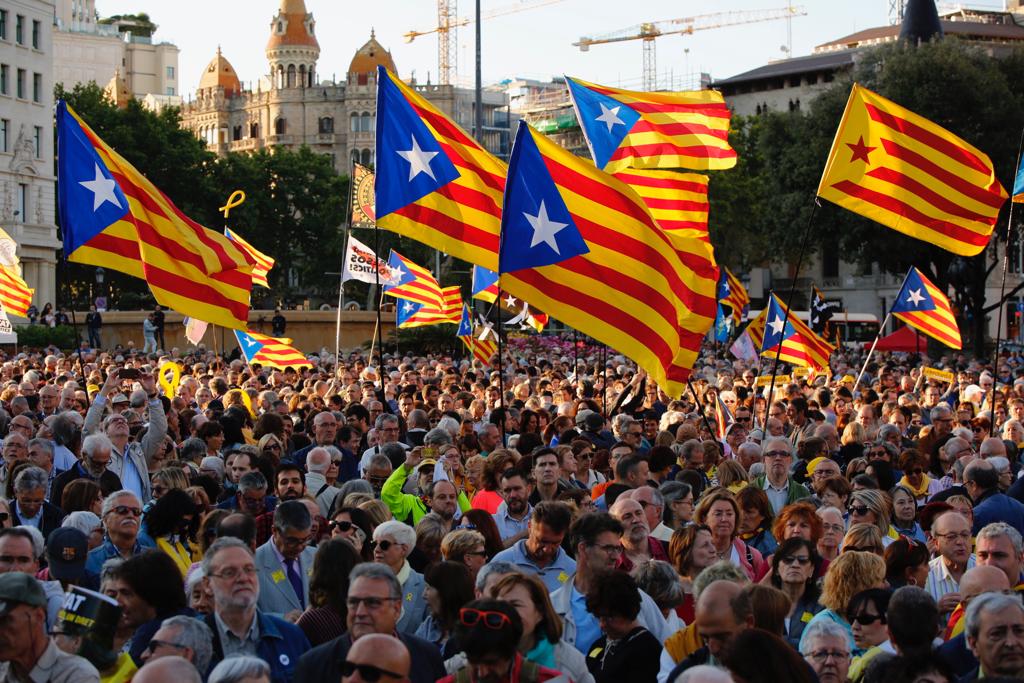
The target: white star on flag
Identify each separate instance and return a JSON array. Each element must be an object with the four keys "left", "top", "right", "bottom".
[
  {"left": 595, "top": 103, "right": 625, "bottom": 133},
  {"left": 403, "top": 301, "right": 415, "bottom": 314},
  {"left": 396, "top": 135, "right": 438, "bottom": 182},
  {"left": 768, "top": 316, "right": 786, "bottom": 336},
  {"left": 906, "top": 289, "right": 925, "bottom": 306},
  {"left": 389, "top": 266, "right": 406, "bottom": 284},
  {"left": 504, "top": 294, "right": 517, "bottom": 309},
  {"left": 242, "top": 335, "right": 259, "bottom": 350},
  {"left": 524, "top": 200, "right": 569, "bottom": 254},
  {"left": 79, "top": 163, "right": 121, "bottom": 212}
]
